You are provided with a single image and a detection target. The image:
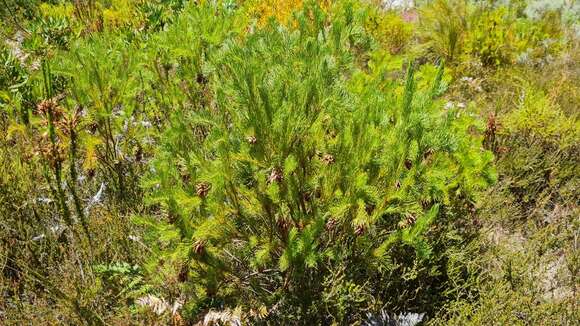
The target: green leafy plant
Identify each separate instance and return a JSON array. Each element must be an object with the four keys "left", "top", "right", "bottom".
[
  {"left": 366, "top": 8, "right": 414, "bottom": 54},
  {"left": 465, "top": 5, "right": 563, "bottom": 67},
  {"left": 465, "top": 7, "right": 515, "bottom": 66},
  {"left": 419, "top": 0, "right": 470, "bottom": 62},
  {"left": 136, "top": 1, "right": 495, "bottom": 322},
  {"left": 2, "top": 0, "right": 577, "bottom": 324},
  {"left": 94, "top": 262, "right": 151, "bottom": 304}
]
